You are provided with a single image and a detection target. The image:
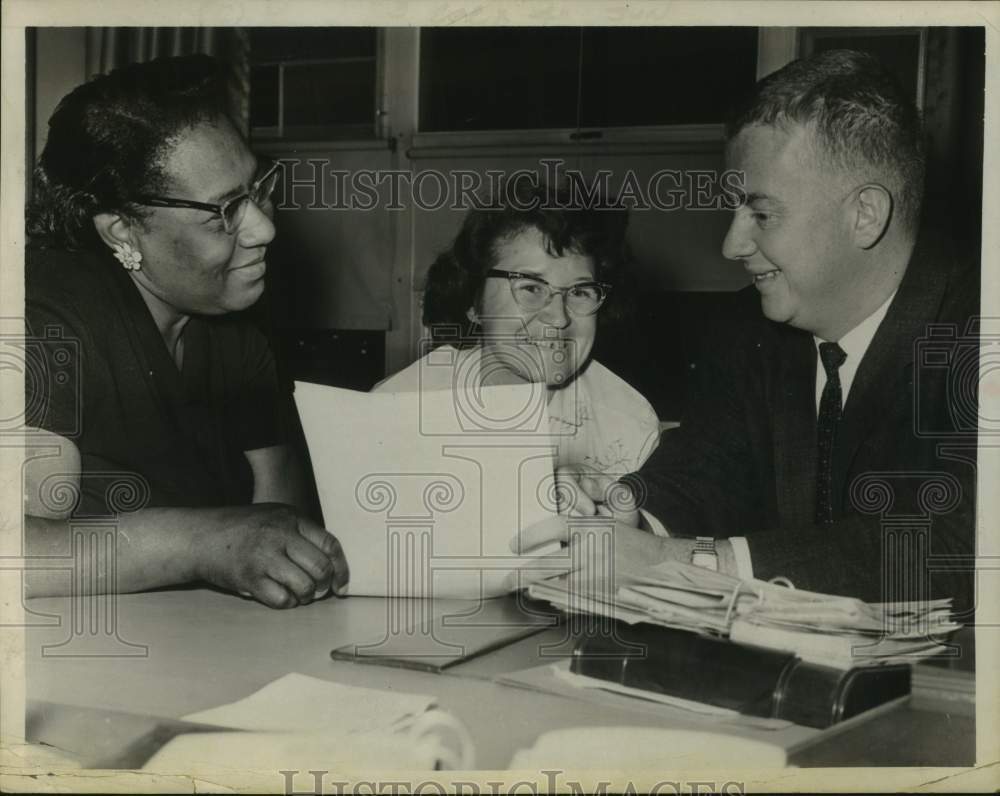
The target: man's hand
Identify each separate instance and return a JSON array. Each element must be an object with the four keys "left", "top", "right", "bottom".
[
  {"left": 192, "top": 504, "right": 349, "bottom": 609},
  {"left": 509, "top": 515, "right": 697, "bottom": 589},
  {"left": 553, "top": 465, "right": 641, "bottom": 527}
]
